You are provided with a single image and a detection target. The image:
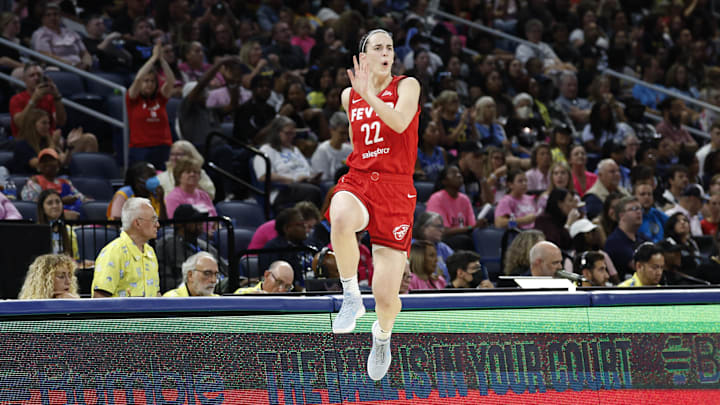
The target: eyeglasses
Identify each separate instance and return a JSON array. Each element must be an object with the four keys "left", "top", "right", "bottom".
[
  {"left": 624, "top": 206, "right": 642, "bottom": 212},
  {"left": 269, "top": 272, "right": 294, "bottom": 291},
  {"left": 194, "top": 269, "right": 220, "bottom": 278},
  {"left": 138, "top": 216, "right": 159, "bottom": 223}
]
